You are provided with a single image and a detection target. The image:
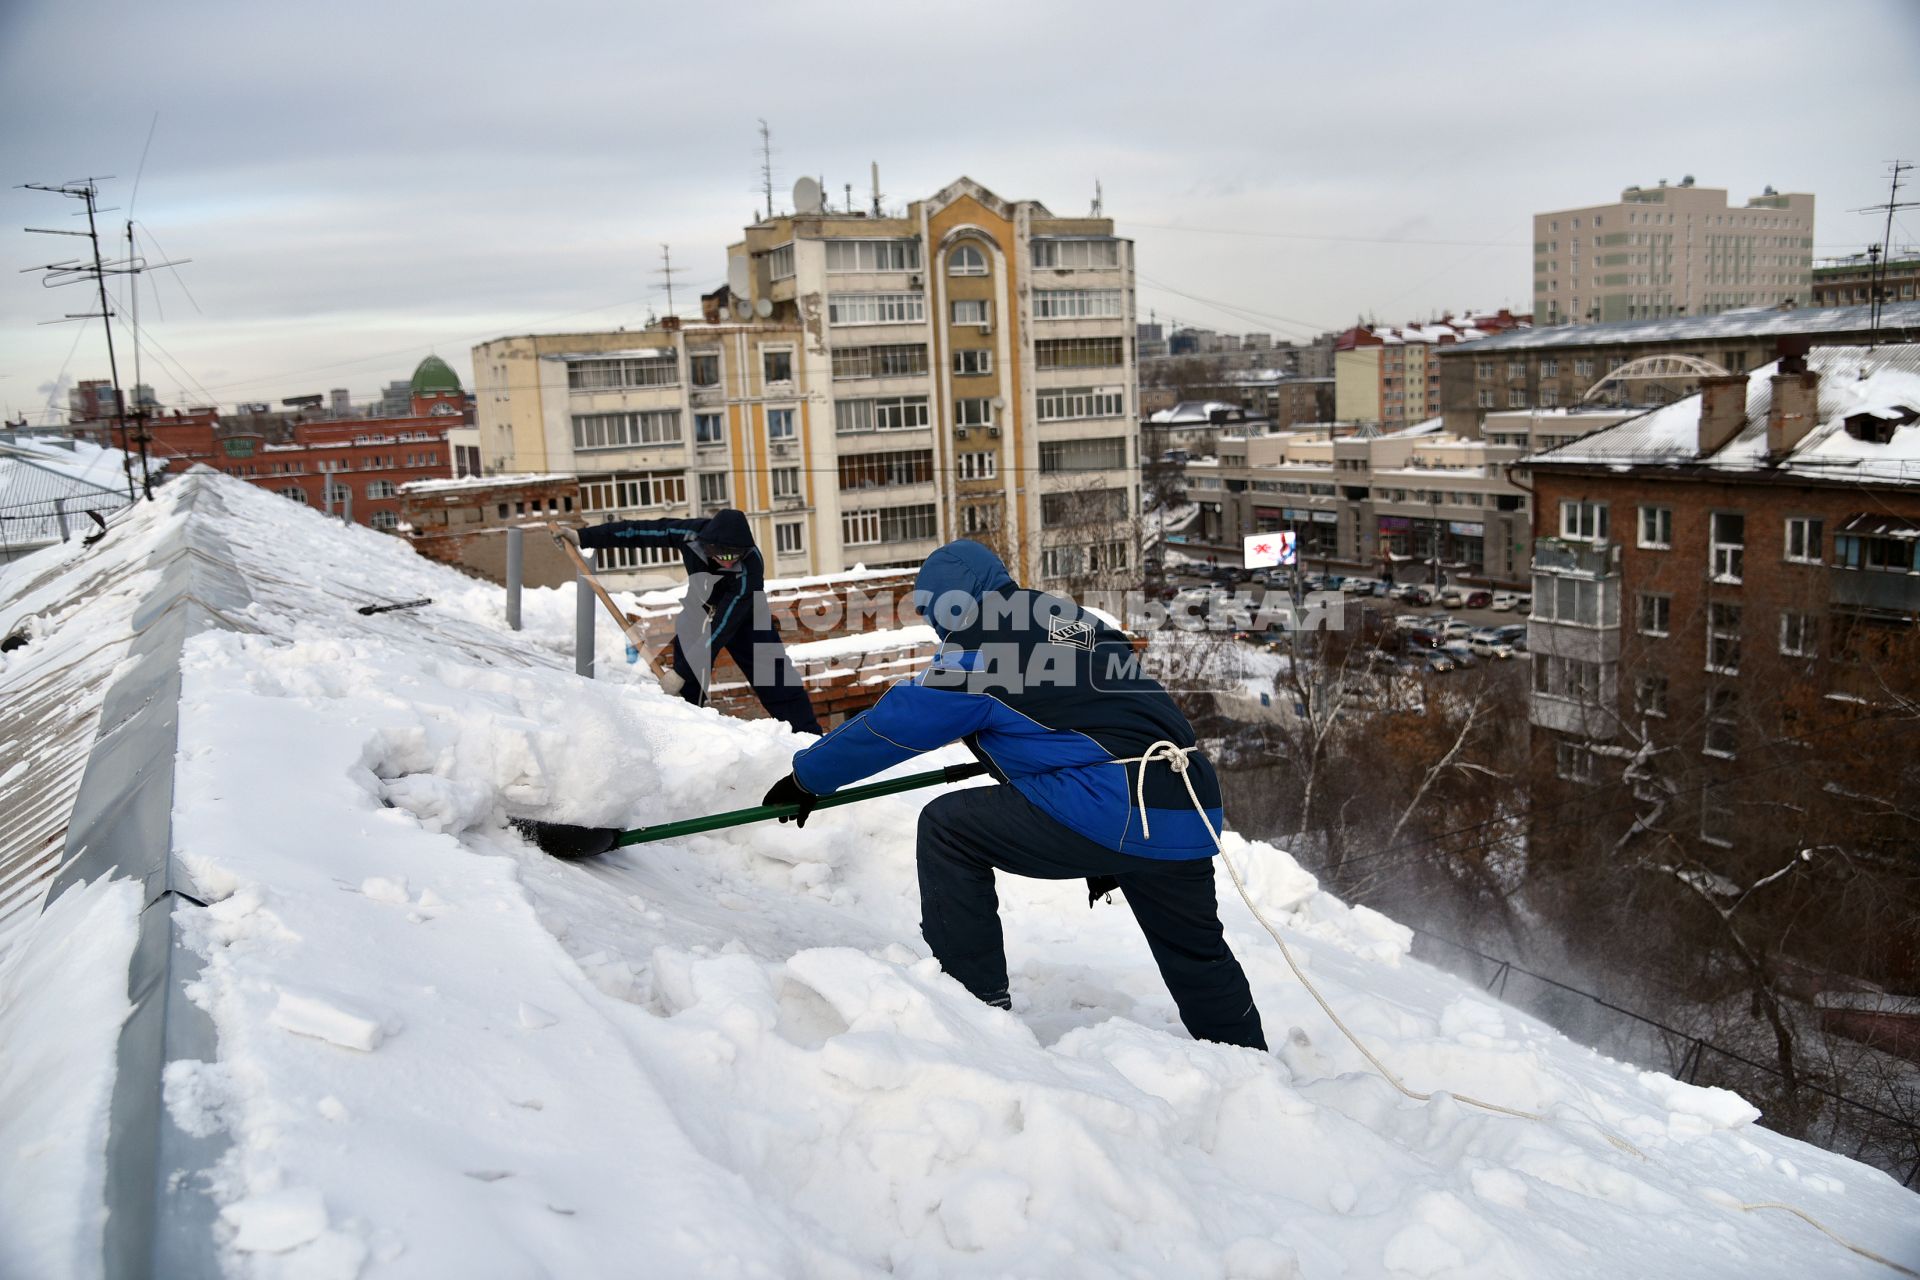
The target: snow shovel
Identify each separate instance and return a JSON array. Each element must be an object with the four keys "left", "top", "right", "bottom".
[
  {"left": 547, "top": 524, "right": 676, "bottom": 681},
  {"left": 513, "top": 762, "right": 990, "bottom": 859}
]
